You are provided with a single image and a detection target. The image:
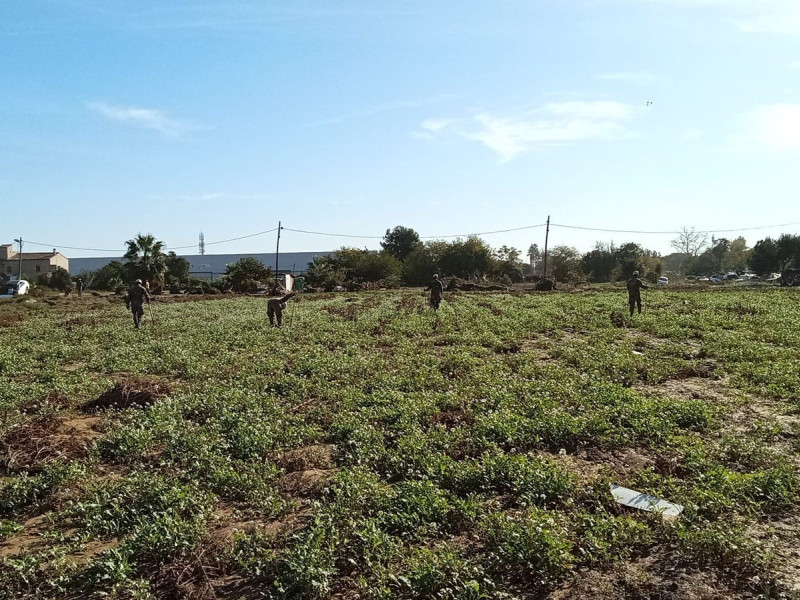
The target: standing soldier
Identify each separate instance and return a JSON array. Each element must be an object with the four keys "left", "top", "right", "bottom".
[
  {"left": 76, "top": 278, "right": 84, "bottom": 297},
  {"left": 125, "top": 279, "right": 151, "bottom": 329},
  {"left": 425, "top": 274, "right": 445, "bottom": 311},
  {"left": 268, "top": 291, "right": 295, "bottom": 327},
  {"left": 626, "top": 270, "right": 648, "bottom": 317}
]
